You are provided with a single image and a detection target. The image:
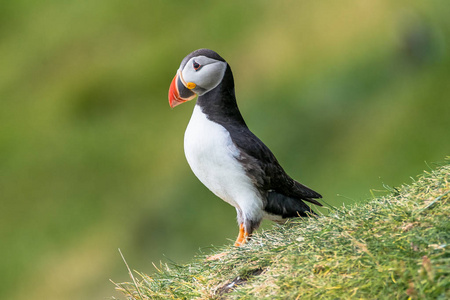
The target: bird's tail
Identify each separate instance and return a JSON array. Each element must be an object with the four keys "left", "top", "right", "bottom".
[{"left": 265, "top": 191, "right": 319, "bottom": 218}]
